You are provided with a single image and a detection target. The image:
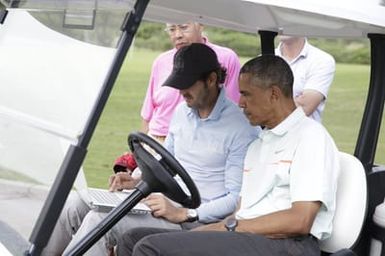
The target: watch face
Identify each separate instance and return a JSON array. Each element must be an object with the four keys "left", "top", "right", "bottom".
[
  {"left": 187, "top": 209, "right": 198, "bottom": 222},
  {"left": 225, "top": 217, "right": 237, "bottom": 231}
]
